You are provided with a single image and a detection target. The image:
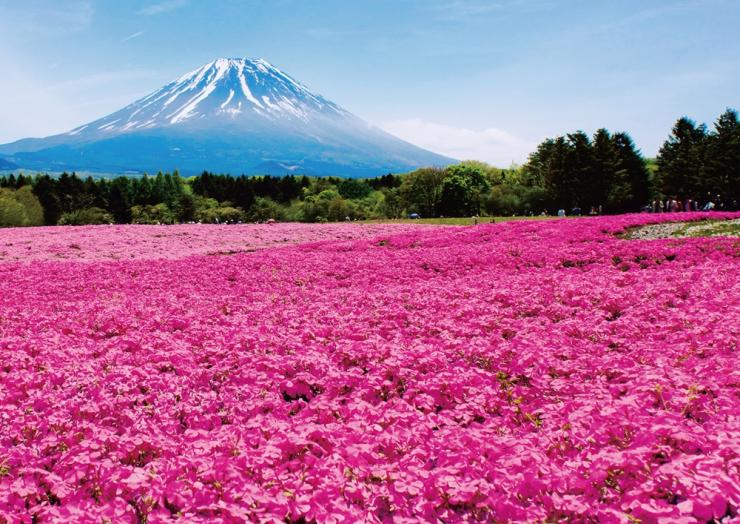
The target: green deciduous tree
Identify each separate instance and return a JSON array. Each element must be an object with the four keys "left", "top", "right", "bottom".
[
  {"left": 439, "top": 163, "right": 491, "bottom": 216},
  {"left": 247, "top": 197, "right": 285, "bottom": 222},
  {"left": 0, "top": 186, "right": 45, "bottom": 227},
  {"left": 57, "top": 207, "right": 113, "bottom": 225},
  {"left": 399, "top": 167, "right": 445, "bottom": 217},
  {"left": 131, "top": 203, "right": 177, "bottom": 224}
]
